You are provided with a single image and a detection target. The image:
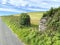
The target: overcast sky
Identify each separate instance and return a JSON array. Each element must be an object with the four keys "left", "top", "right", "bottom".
[{"left": 0, "top": 0, "right": 60, "bottom": 16}]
